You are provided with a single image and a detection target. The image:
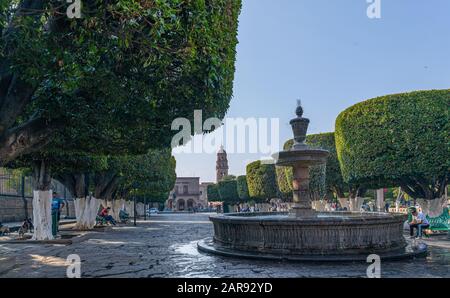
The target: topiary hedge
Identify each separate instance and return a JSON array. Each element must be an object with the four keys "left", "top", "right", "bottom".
[
  {"left": 207, "top": 184, "right": 221, "bottom": 202},
  {"left": 236, "top": 175, "right": 250, "bottom": 201},
  {"left": 335, "top": 89, "right": 450, "bottom": 201},
  {"left": 246, "top": 161, "right": 278, "bottom": 201},
  {"left": 307, "top": 133, "right": 348, "bottom": 198},
  {"left": 218, "top": 179, "right": 239, "bottom": 204}
]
